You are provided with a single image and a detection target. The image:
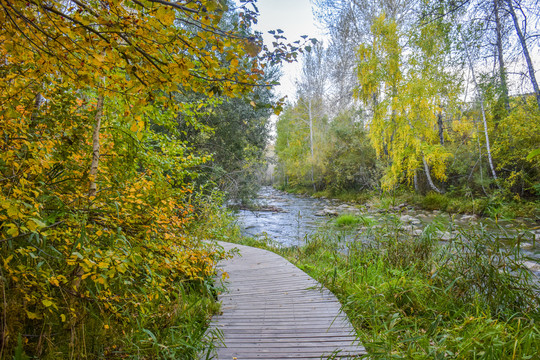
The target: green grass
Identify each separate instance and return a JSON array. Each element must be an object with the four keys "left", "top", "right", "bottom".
[
  {"left": 234, "top": 219, "right": 540, "bottom": 359},
  {"left": 335, "top": 214, "right": 361, "bottom": 226}
]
